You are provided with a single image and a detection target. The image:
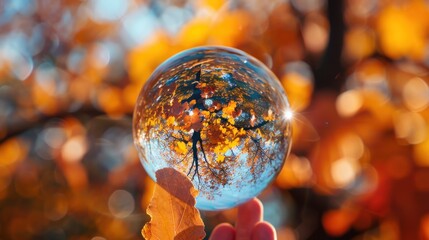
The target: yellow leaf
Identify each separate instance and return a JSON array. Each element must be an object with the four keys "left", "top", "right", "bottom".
[
  {"left": 166, "top": 116, "right": 176, "bottom": 126},
  {"left": 175, "top": 141, "right": 188, "bottom": 155},
  {"left": 228, "top": 137, "right": 240, "bottom": 149},
  {"left": 222, "top": 100, "right": 237, "bottom": 116},
  {"left": 142, "top": 168, "right": 206, "bottom": 240},
  {"left": 217, "top": 155, "right": 225, "bottom": 163}
]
